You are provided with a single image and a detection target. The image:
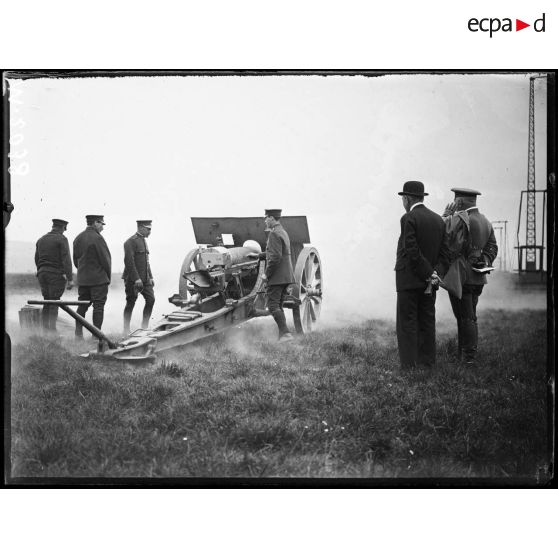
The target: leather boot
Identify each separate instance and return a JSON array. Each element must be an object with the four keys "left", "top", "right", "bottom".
[{"left": 271, "top": 310, "right": 289, "bottom": 337}]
